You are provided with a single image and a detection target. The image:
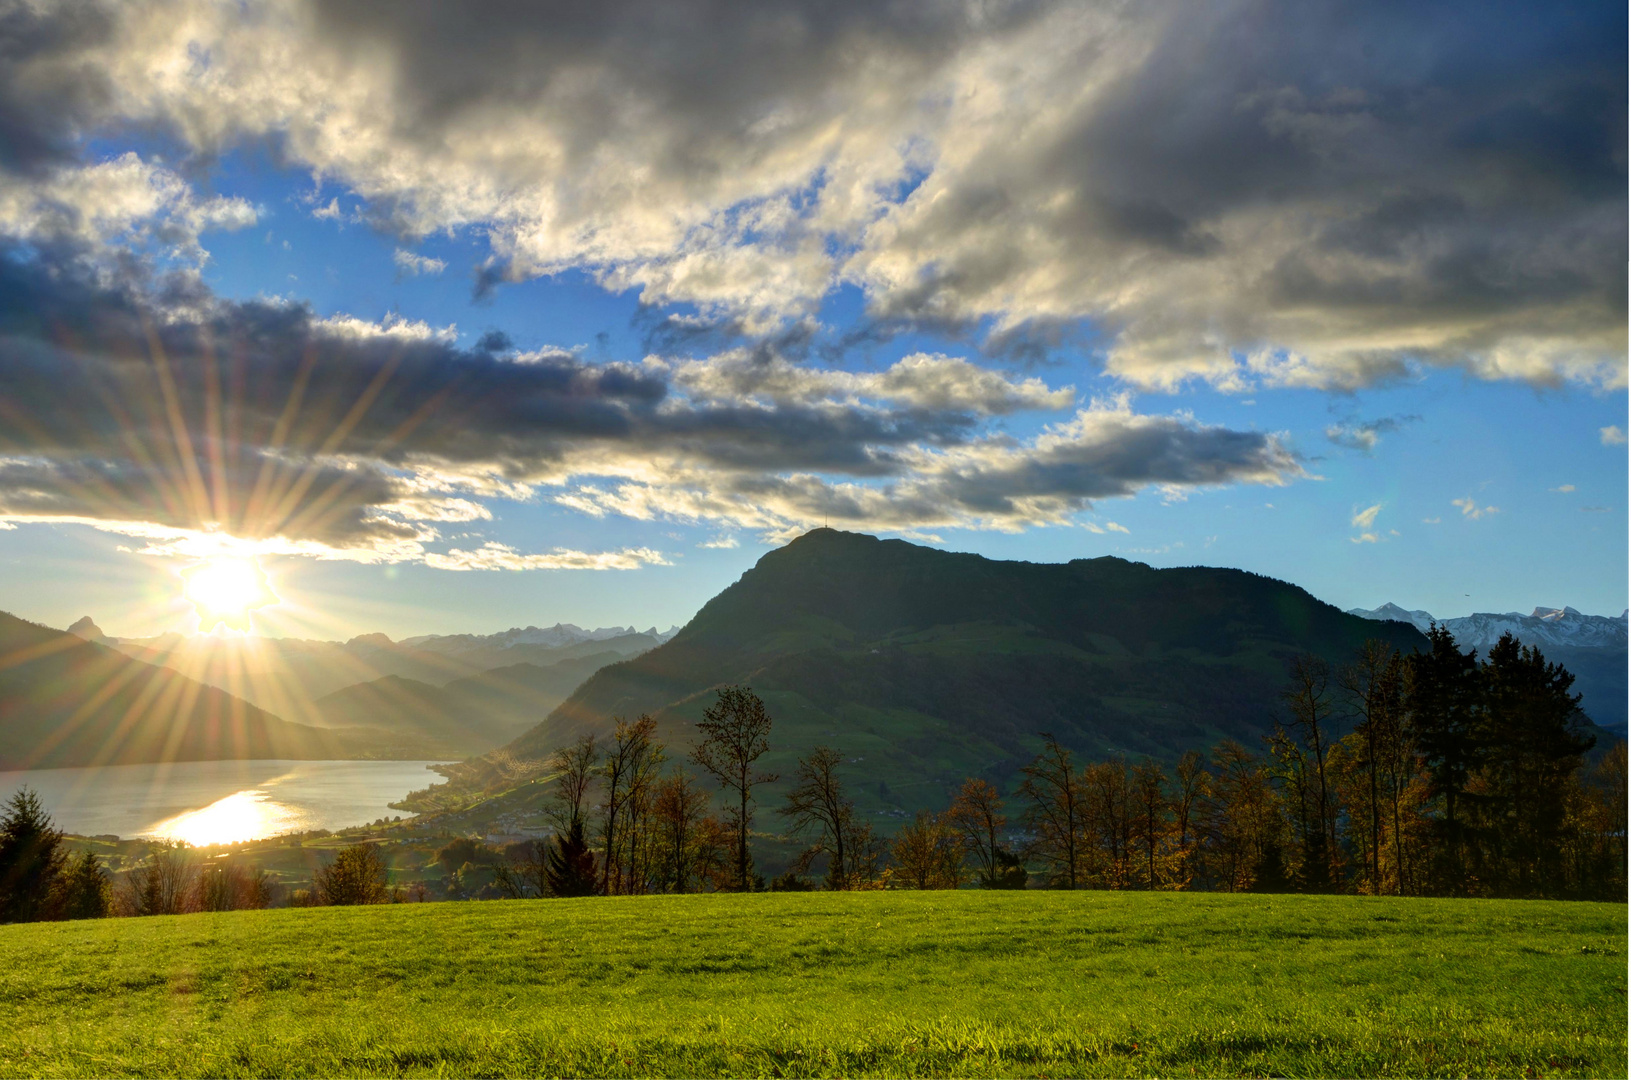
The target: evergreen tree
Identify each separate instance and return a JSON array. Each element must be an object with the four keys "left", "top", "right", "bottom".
[
  {"left": 55, "top": 850, "right": 110, "bottom": 920},
  {"left": 1405, "top": 624, "right": 1482, "bottom": 891},
  {"left": 0, "top": 788, "right": 65, "bottom": 923},
  {"left": 545, "top": 818, "right": 598, "bottom": 897}
]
